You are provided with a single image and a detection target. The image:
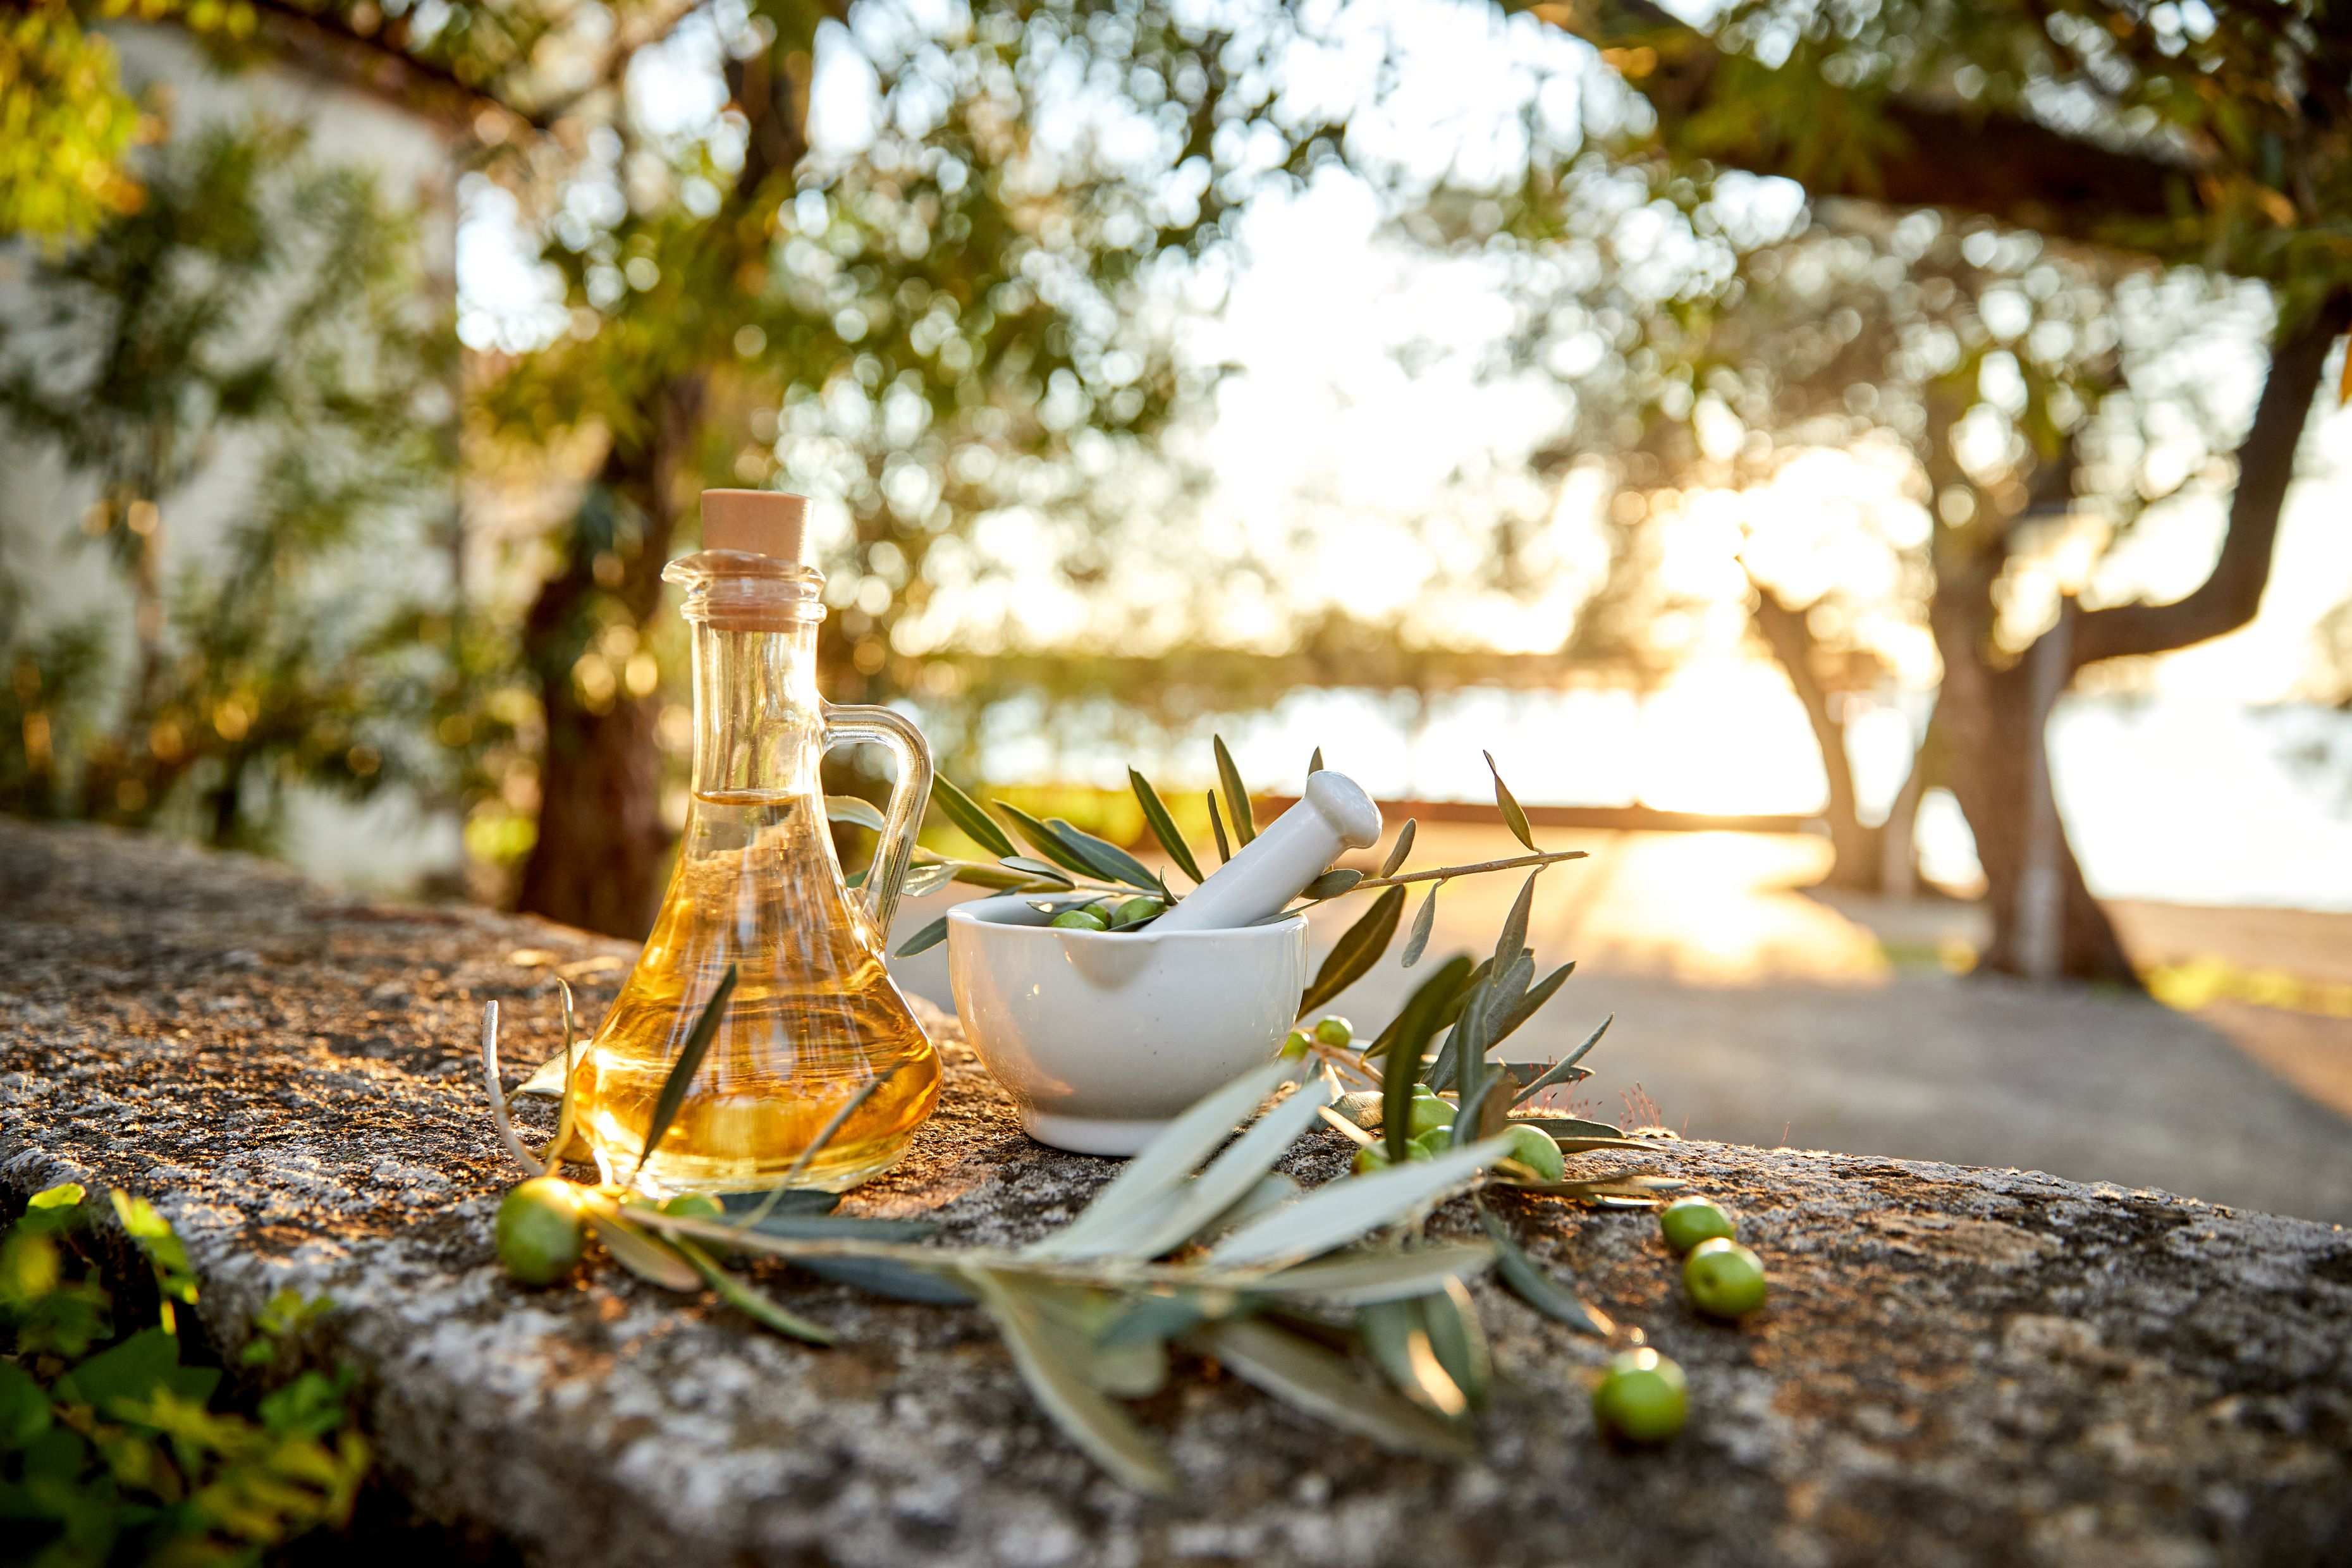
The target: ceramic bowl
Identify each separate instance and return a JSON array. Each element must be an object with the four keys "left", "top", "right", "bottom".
[{"left": 946, "top": 896, "right": 1310, "bottom": 1155}]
